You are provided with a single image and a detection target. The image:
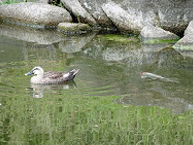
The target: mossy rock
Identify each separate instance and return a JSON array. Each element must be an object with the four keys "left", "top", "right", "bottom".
[{"left": 57, "top": 22, "right": 92, "bottom": 34}]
